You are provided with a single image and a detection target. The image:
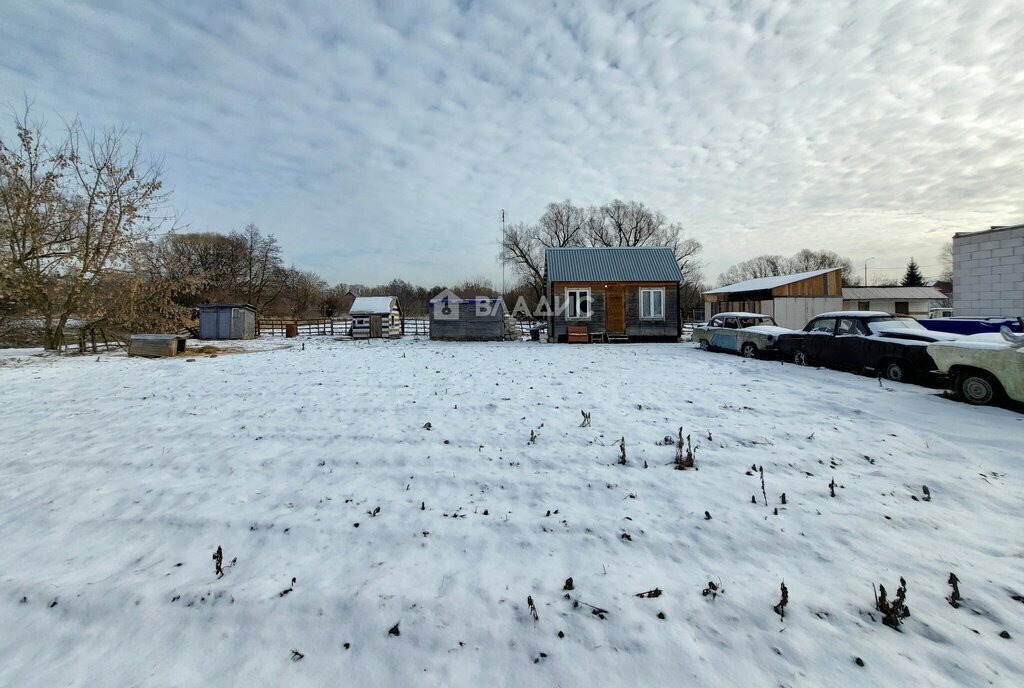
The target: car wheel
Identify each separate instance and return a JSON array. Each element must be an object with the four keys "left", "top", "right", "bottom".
[
  {"left": 698, "top": 339, "right": 710, "bottom": 351},
  {"left": 955, "top": 370, "right": 1000, "bottom": 406},
  {"left": 882, "top": 359, "right": 911, "bottom": 383},
  {"left": 741, "top": 342, "right": 758, "bottom": 359},
  {"left": 794, "top": 350, "right": 810, "bottom": 366}
]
